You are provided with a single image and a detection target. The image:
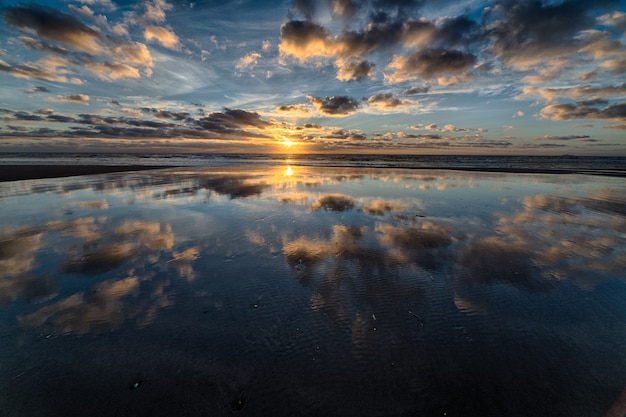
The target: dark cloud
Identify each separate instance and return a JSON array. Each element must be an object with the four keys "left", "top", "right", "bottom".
[
  {"left": 3, "top": 5, "right": 103, "bottom": 53},
  {"left": 32, "top": 86, "right": 50, "bottom": 93},
  {"left": 47, "top": 114, "right": 77, "bottom": 123},
  {"left": 534, "top": 134, "right": 592, "bottom": 141},
  {"left": 62, "top": 245, "right": 135, "bottom": 275},
  {"left": 387, "top": 48, "right": 476, "bottom": 82},
  {"left": 336, "top": 59, "right": 374, "bottom": 81},
  {"left": 366, "top": 93, "right": 416, "bottom": 111},
  {"left": 436, "top": 15, "right": 483, "bottom": 48},
  {"left": 276, "top": 104, "right": 311, "bottom": 115},
  {"left": 19, "top": 36, "right": 70, "bottom": 55},
  {"left": 322, "top": 128, "right": 367, "bottom": 140},
  {"left": 57, "top": 94, "right": 90, "bottom": 103},
  {"left": 307, "top": 95, "right": 360, "bottom": 116},
  {"left": 153, "top": 110, "right": 191, "bottom": 121},
  {"left": 485, "top": 0, "right": 620, "bottom": 68},
  {"left": 403, "top": 86, "right": 429, "bottom": 95},
  {"left": 540, "top": 101, "right": 626, "bottom": 122},
  {"left": 368, "top": 93, "right": 402, "bottom": 107},
  {"left": 196, "top": 108, "right": 271, "bottom": 130}
]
